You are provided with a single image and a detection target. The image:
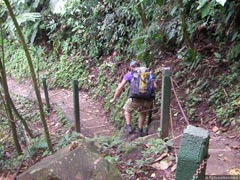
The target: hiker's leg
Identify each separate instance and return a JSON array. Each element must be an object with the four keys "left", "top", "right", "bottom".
[
  {"left": 123, "top": 98, "right": 136, "bottom": 134},
  {"left": 138, "top": 112, "right": 147, "bottom": 129},
  {"left": 124, "top": 110, "right": 131, "bottom": 125},
  {"left": 123, "top": 98, "right": 136, "bottom": 125},
  {"left": 136, "top": 111, "right": 147, "bottom": 137},
  {"left": 137, "top": 100, "right": 153, "bottom": 137}
]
